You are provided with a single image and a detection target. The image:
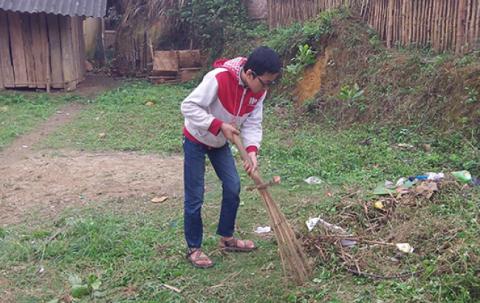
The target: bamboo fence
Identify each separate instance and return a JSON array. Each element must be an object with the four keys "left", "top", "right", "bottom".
[{"left": 267, "top": 0, "right": 480, "bottom": 54}]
